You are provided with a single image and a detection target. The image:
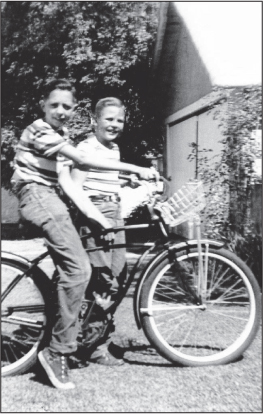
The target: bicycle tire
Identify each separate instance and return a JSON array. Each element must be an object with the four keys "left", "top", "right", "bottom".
[
  {"left": 139, "top": 247, "right": 261, "bottom": 366},
  {"left": 1, "top": 256, "right": 51, "bottom": 376}
]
